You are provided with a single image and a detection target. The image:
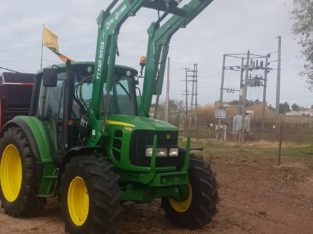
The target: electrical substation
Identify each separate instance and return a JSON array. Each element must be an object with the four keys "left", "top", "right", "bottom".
[{"left": 217, "top": 39, "right": 282, "bottom": 143}]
